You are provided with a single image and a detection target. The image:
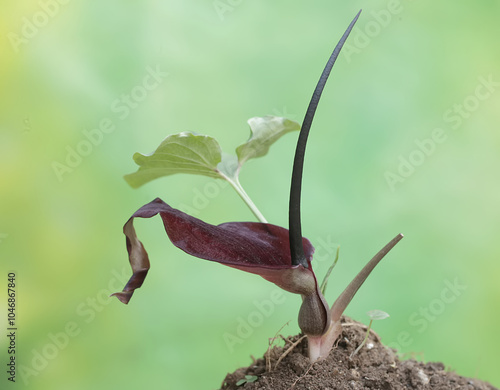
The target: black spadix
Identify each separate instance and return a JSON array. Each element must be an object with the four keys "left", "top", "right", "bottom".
[{"left": 289, "top": 11, "right": 361, "bottom": 268}]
